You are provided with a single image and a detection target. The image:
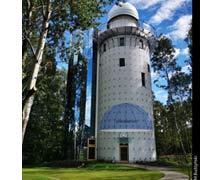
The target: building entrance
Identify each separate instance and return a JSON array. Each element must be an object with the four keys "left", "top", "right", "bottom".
[{"left": 119, "top": 144, "right": 129, "bottom": 162}]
